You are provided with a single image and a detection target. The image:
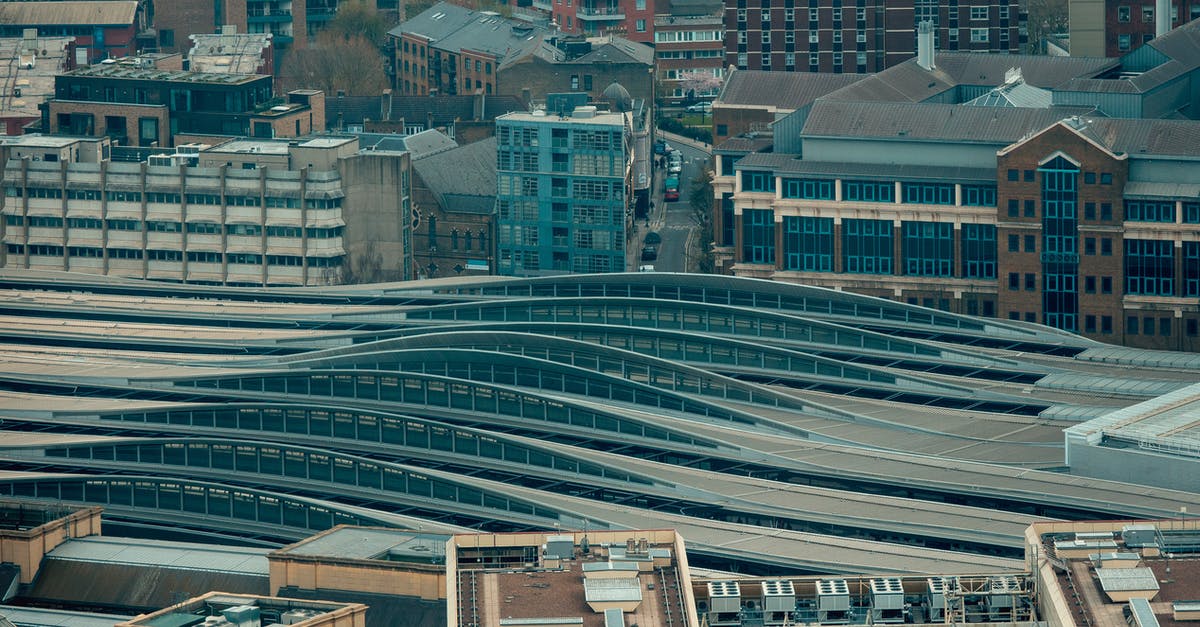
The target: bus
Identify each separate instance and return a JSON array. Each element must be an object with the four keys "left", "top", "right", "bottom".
[{"left": 664, "top": 176, "right": 680, "bottom": 201}]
